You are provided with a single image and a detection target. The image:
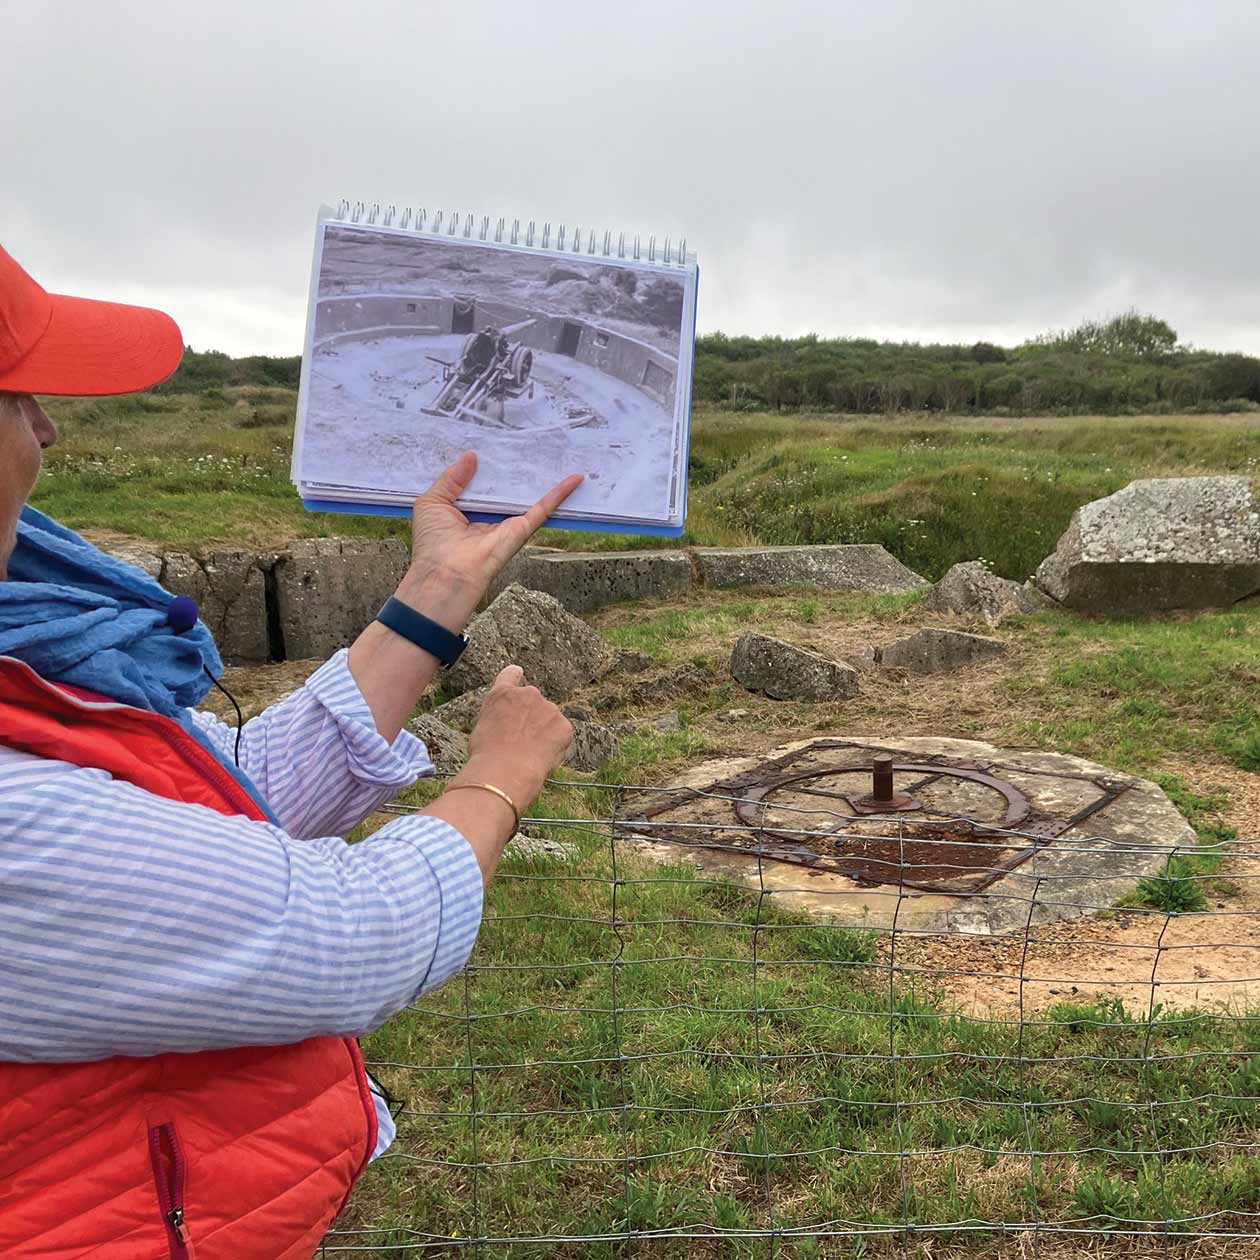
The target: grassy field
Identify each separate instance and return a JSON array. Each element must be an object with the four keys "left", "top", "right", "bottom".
[
  {"left": 37, "top": 390, "right": 1260, "bottom": 1253},
  {"left": 302, "top": 587, "right": 1260, "bottom": 1257},
  {"left": 35, "top": 390, "right": 1260, "bottom": 580}
]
